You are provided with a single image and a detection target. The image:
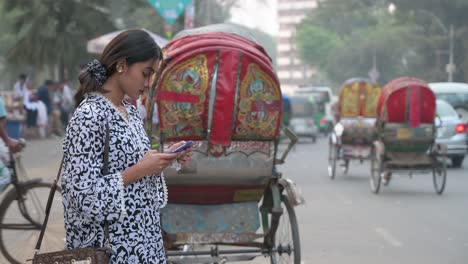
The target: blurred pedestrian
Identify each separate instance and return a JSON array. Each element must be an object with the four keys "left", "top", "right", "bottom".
[
  {"left": 50, "top": 83, "right": 63, "bottom": 136},
  {"left": 13, "top": 73, "right": 28, "bottom": 103},
  {"left": 37, "top": 80, "right": 53, "bottom": 115},
  {"left": 62, "top": 29, "right": 192, "bottom": 263},
  {"left": 36, "top": 93, "right": 48, "bottom": 139},
  {"left": 23, "top": 80, "right": 38, "bottom": 138},
  {"left": 0, "top": 95, "right": 22, "bottom": 190},
  {"left": 0, "top": 96, "right": 22, "bottom": 153},
  {"left": 60, "top": 80, "right": 74, "bottom": 129}
]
